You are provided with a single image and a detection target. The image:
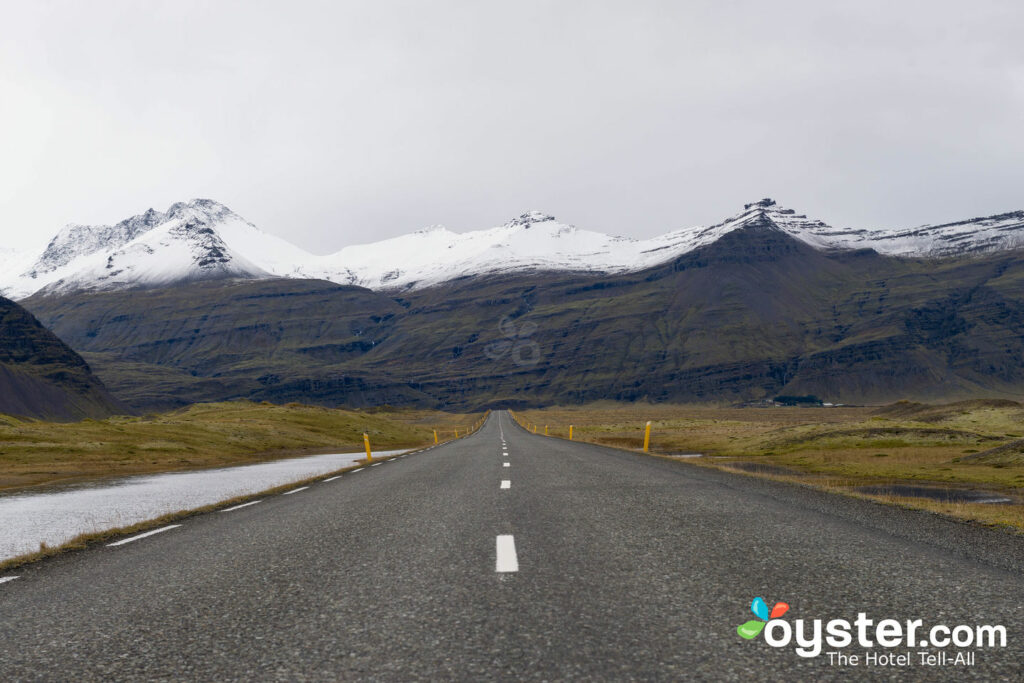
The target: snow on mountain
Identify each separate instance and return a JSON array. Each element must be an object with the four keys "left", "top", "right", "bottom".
[
  {"left": 37, "top": 218, "right": 270, "bottom": 295},
  {"left": 658, "top": 198, "right": 1024, "bottom": 258},
  {"left": 839, "top": 210, "right": 1024, "bottom": 256},
  {"left": 297, "top": 211, "right": 703, "bottom": 290},
  {"left": 5, "top": 200, "right": 282, "bottom": 298},
  {"left": 3, "top": 198, "right": 1024, "bottom": 299}
]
